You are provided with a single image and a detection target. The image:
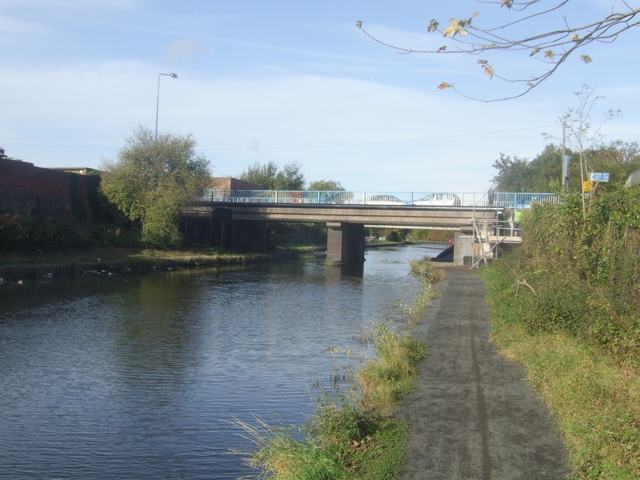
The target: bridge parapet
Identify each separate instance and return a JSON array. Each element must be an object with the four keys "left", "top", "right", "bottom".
[{"left": 200, "top": 190, "right": 559, "bottom": 209}]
